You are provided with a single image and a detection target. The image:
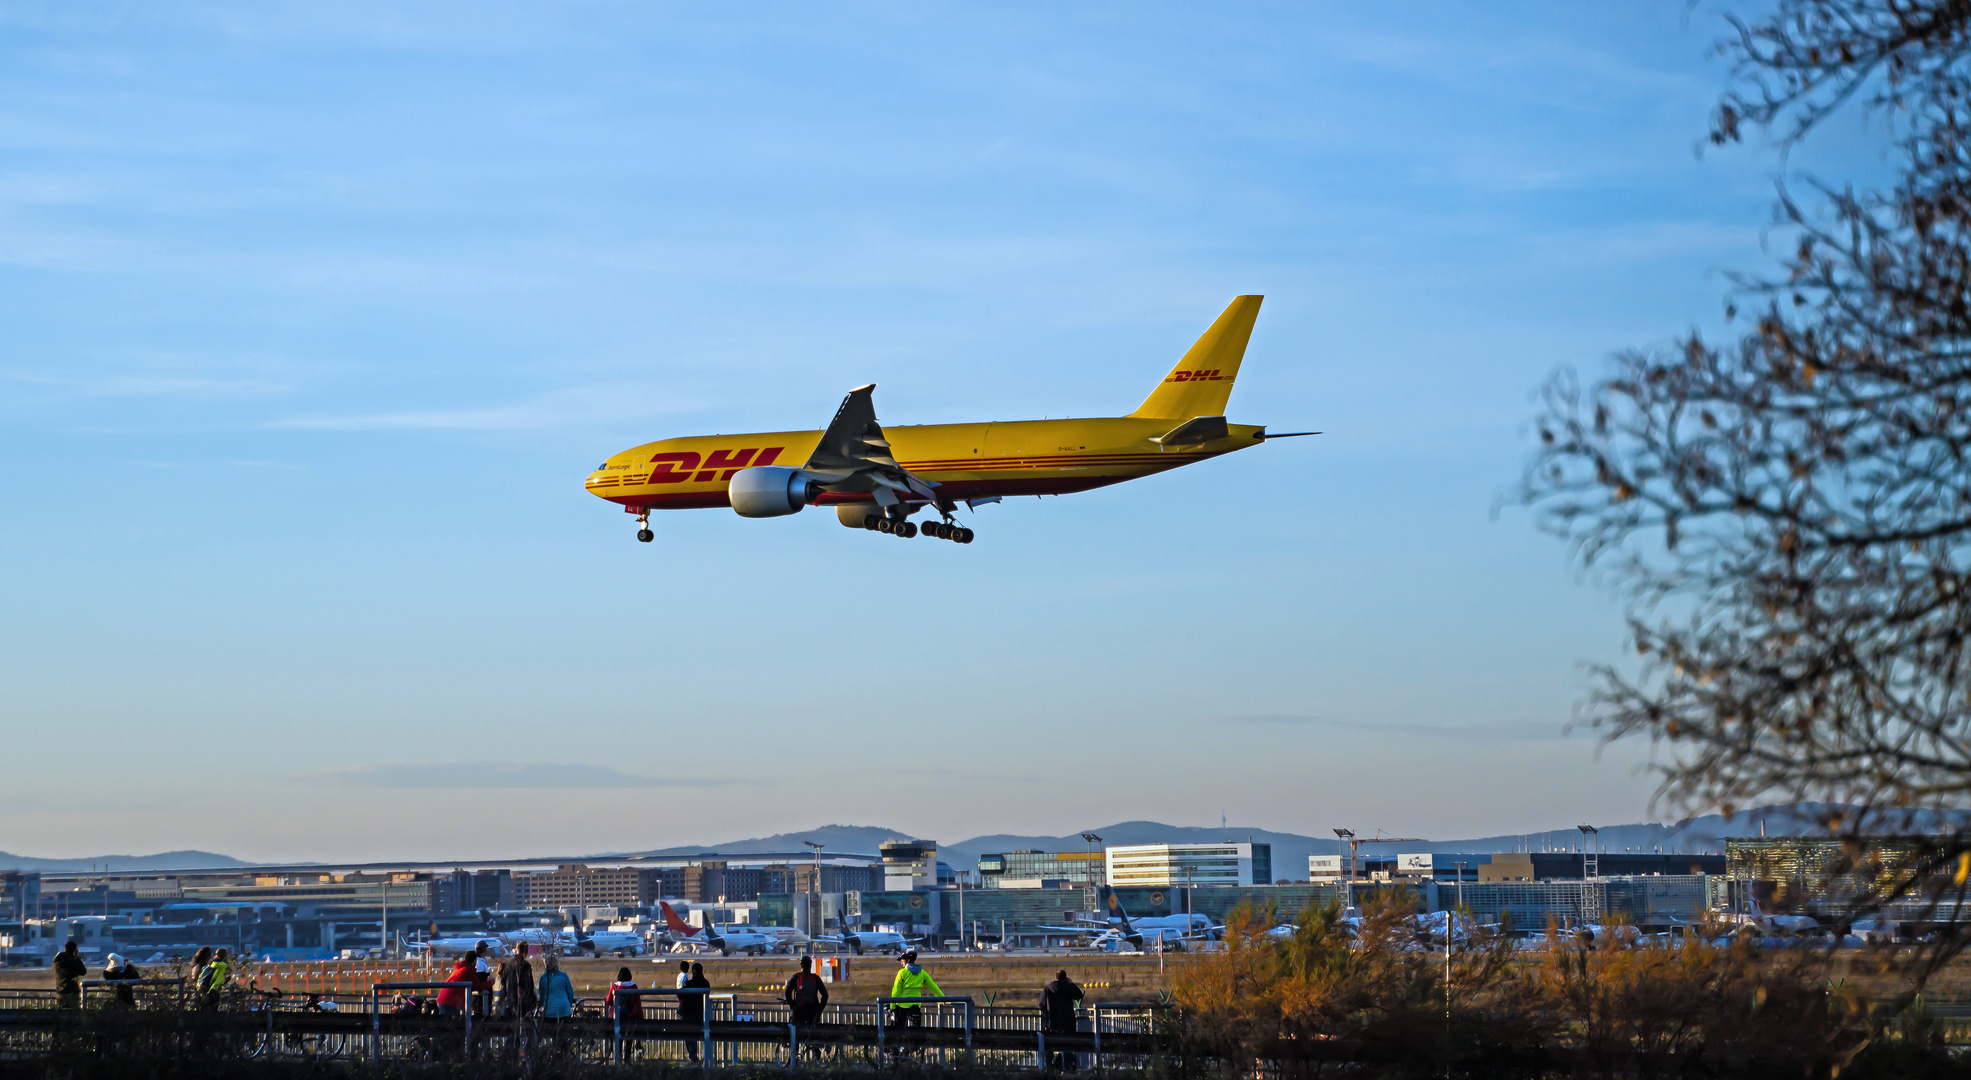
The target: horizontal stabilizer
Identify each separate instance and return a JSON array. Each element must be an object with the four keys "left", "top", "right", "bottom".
[{"left": 1150, "top": 415, "right": 1229, "bottom": 446}]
